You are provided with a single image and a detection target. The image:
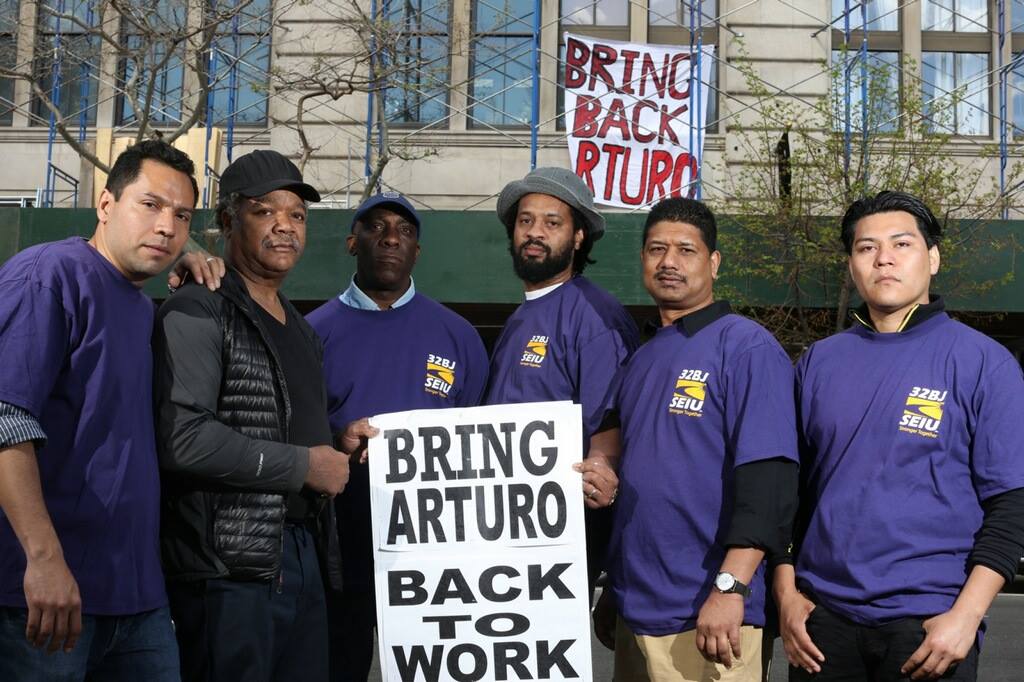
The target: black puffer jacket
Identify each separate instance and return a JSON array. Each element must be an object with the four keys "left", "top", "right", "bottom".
[{"left": 153, "top": 271, "right": 341, "bottom": 587}]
